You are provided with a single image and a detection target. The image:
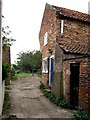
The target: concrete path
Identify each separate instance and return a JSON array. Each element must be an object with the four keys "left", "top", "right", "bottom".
[{"left": 5, "top": 76, "right": 74, "bottom": 118}]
